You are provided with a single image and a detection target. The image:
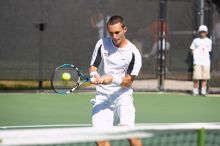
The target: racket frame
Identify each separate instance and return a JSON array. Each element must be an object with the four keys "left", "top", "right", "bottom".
[{"left": 51, "top": 64, "right": 90, "bottom": 94}]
